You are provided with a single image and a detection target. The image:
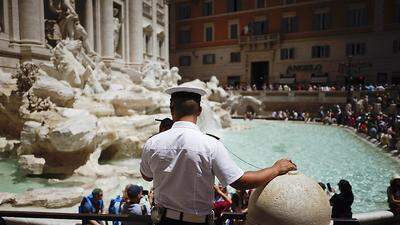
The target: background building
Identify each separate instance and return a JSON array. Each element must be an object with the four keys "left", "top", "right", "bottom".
[
  {"left": 169, "top": 0, "right": 400, "bottom": 88},
  {"left": 0, "top": 0, "right": 169, "bottom": 73}
]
